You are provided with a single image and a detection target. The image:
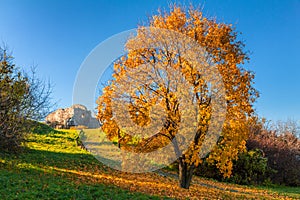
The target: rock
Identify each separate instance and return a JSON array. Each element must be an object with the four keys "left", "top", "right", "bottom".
[{"left": 45, "top": 104, "right": 100, "bottom": 129}]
